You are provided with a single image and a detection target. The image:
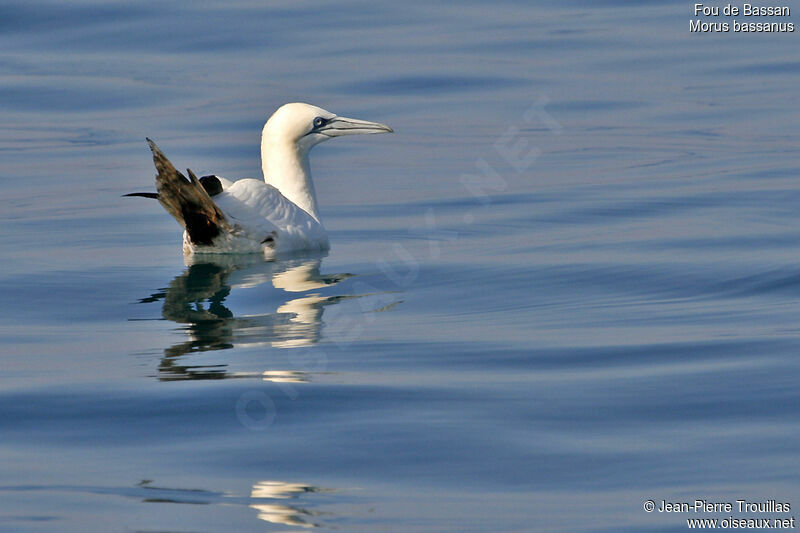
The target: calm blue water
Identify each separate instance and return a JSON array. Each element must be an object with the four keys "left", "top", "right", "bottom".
[{"left": 2, "top": 1, "right": 800, "bottom": 532}]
